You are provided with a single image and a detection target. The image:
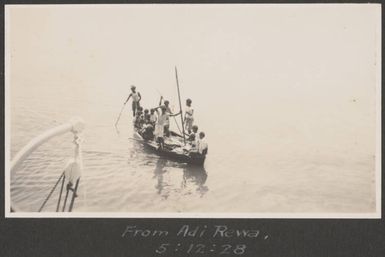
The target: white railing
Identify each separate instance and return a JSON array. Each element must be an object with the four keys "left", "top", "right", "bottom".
[{"left": 10, "top": 117, "right": 85, "bottom": 212}]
